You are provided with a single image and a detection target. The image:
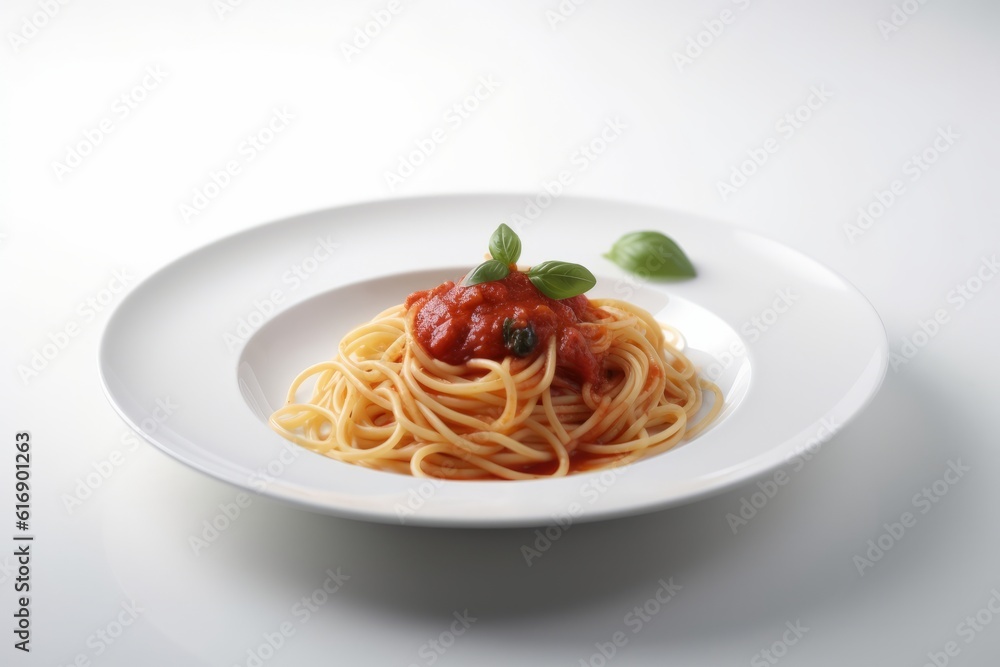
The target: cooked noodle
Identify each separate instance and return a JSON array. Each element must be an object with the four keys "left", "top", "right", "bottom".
[{"left": 270, "top": 298, "right": 722, "bottom": 480}]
